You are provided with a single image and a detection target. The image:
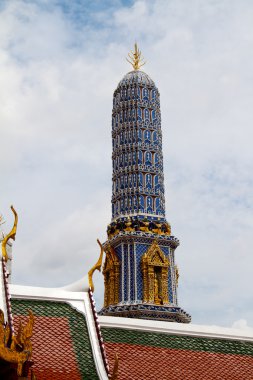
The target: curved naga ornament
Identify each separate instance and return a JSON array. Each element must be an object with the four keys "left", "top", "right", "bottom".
[
  {"left": 0, "top": 308, "right": 34, "bottom": 376},
  {"left": 88, "top": 239, "right": 104, "bottom": 292},
  {"left": 1, "top": 205, "right": 18, "bottom": 262}
]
